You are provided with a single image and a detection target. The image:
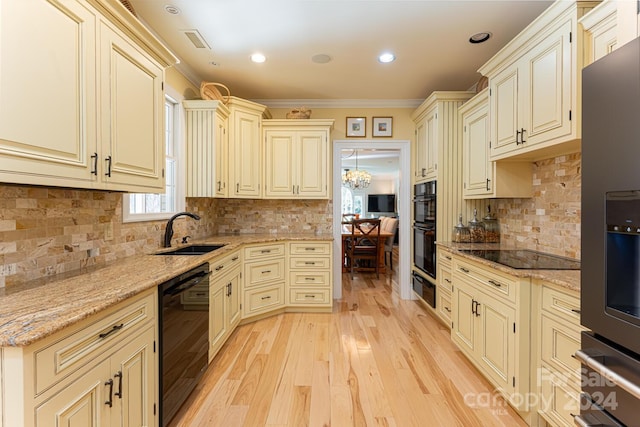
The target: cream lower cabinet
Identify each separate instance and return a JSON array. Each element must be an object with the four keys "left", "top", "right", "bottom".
[
  {"left": 480, "top": 1, "right": 597, "bottom": 162},
  {"left": 0, "top": 288, "right": 157, "bottom": 427},
  {"left": 460, "top": 89, "right": 532, "bottom": 199},
  {"left": 287, "top": 241, "right": 332, "bottom": 307},
  {"left": 435, "top": 248, "right": 454, "bottom": 326},
  {"left": 450, "top": 255, "right": 531, "bottom": 415},
  {"left": 242, "top": 243, "right": 286, "bottom": 318},
  {"left": 0, "top": 0, "right": 174, "bottom": 192},
  {"left": 535, "top": 281, "right": 583, "bottom": 427},
  {"left": 263, "top": 120, "right": 334, "bottom": 199},
  {"left": 228, "top": 97, "right": 270, "bottom": 198},
  {"left": 209, "top": 250, "right": 242, "bottom": 361},
  {"left": 184, "top": 100, "right": 230, "bottom": 197}
]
